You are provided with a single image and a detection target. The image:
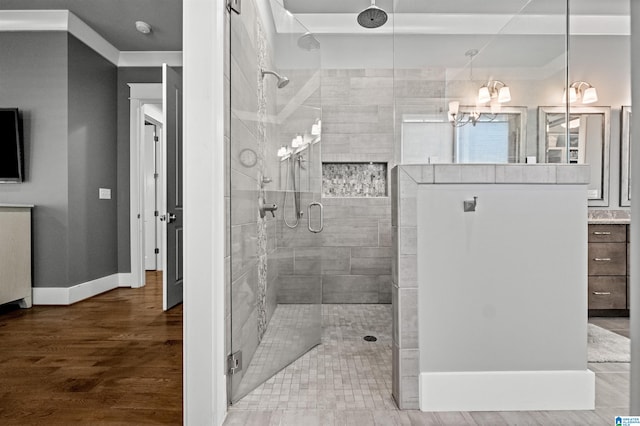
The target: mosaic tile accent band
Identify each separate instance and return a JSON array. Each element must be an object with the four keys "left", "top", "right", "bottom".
[
  {"left": 322, "top": 162, "right": 388, "bottom": 197},
  {"left": 256, "top": 21, "right": 268, "bottom": 342}
]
